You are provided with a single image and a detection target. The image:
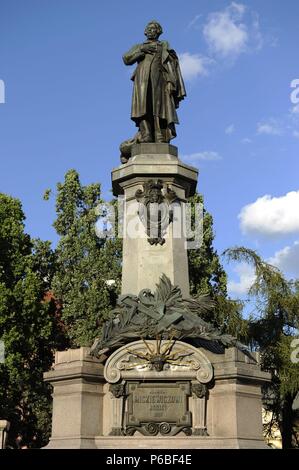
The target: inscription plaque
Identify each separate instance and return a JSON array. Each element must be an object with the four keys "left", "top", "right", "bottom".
[{"left": 125, "top": 381, "right": 192, "bottom": 436}]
